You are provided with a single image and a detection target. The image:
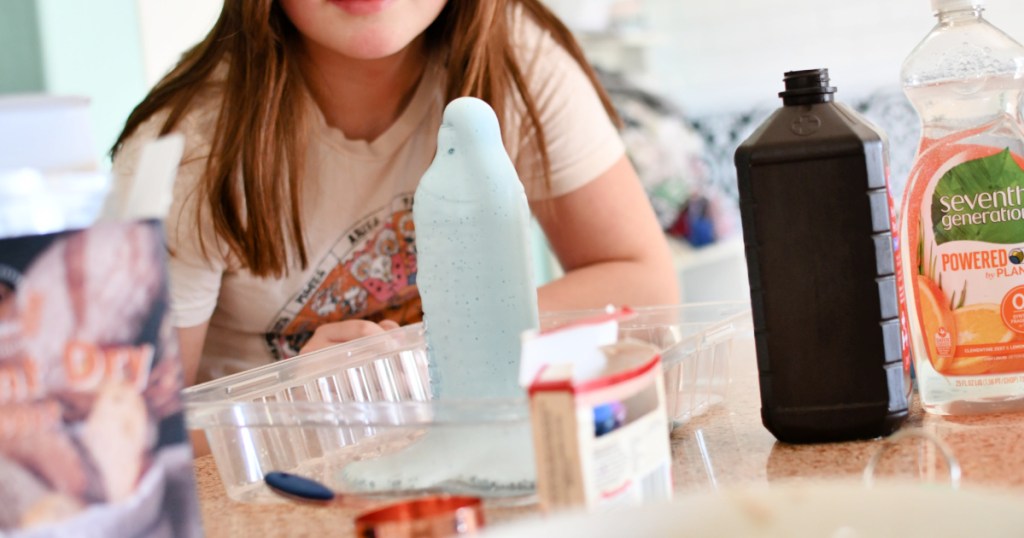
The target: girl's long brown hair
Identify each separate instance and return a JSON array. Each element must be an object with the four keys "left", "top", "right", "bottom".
[{"left": 112, "top": 0, "right": 619, "bottom": 278}]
